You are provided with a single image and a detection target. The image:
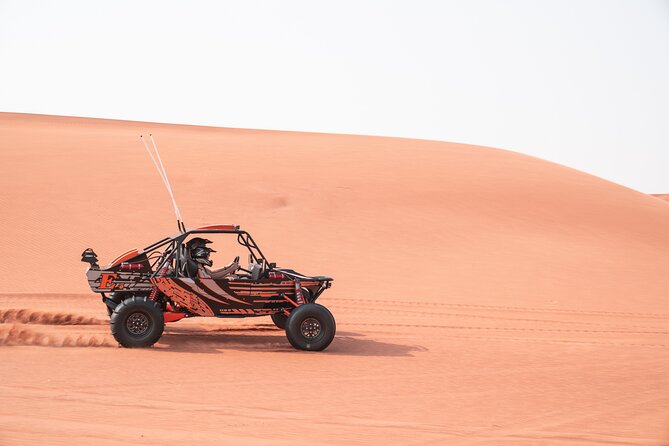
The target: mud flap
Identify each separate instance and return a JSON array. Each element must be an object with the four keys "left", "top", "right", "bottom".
[{"left": 102, "top": 296, "right": 119, "bottom": 311}]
